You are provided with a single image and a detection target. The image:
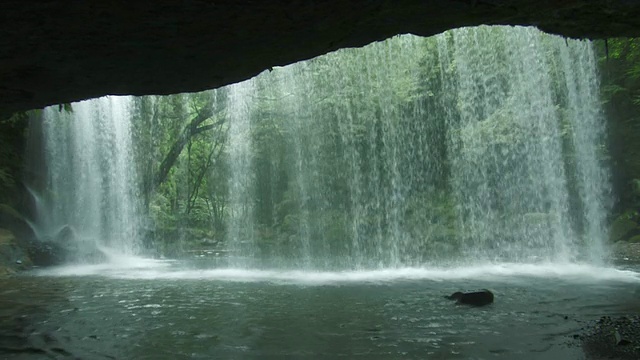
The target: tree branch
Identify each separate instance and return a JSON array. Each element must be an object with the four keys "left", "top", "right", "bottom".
[{"left": 153, "top": 108, "right": 224, "bottom": 189}]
